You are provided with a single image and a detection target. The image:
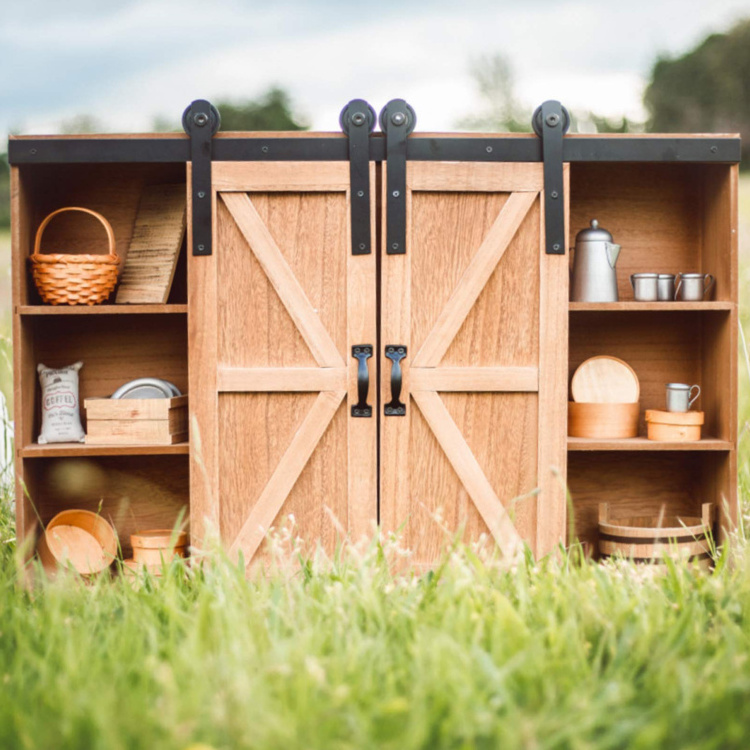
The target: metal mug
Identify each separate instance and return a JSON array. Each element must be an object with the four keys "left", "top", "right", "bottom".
[
  {"left": 657, "top": 273, "right": 676, "bottom": 301},
  {"left": 675, "top": 273, "right": 715, "bottom": 301},
  {"left": 630, "top": 273, "right": 659, "bottom": 301},
  {"left": 666, "top": 382, "right": 700, "bottom": 412}
]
